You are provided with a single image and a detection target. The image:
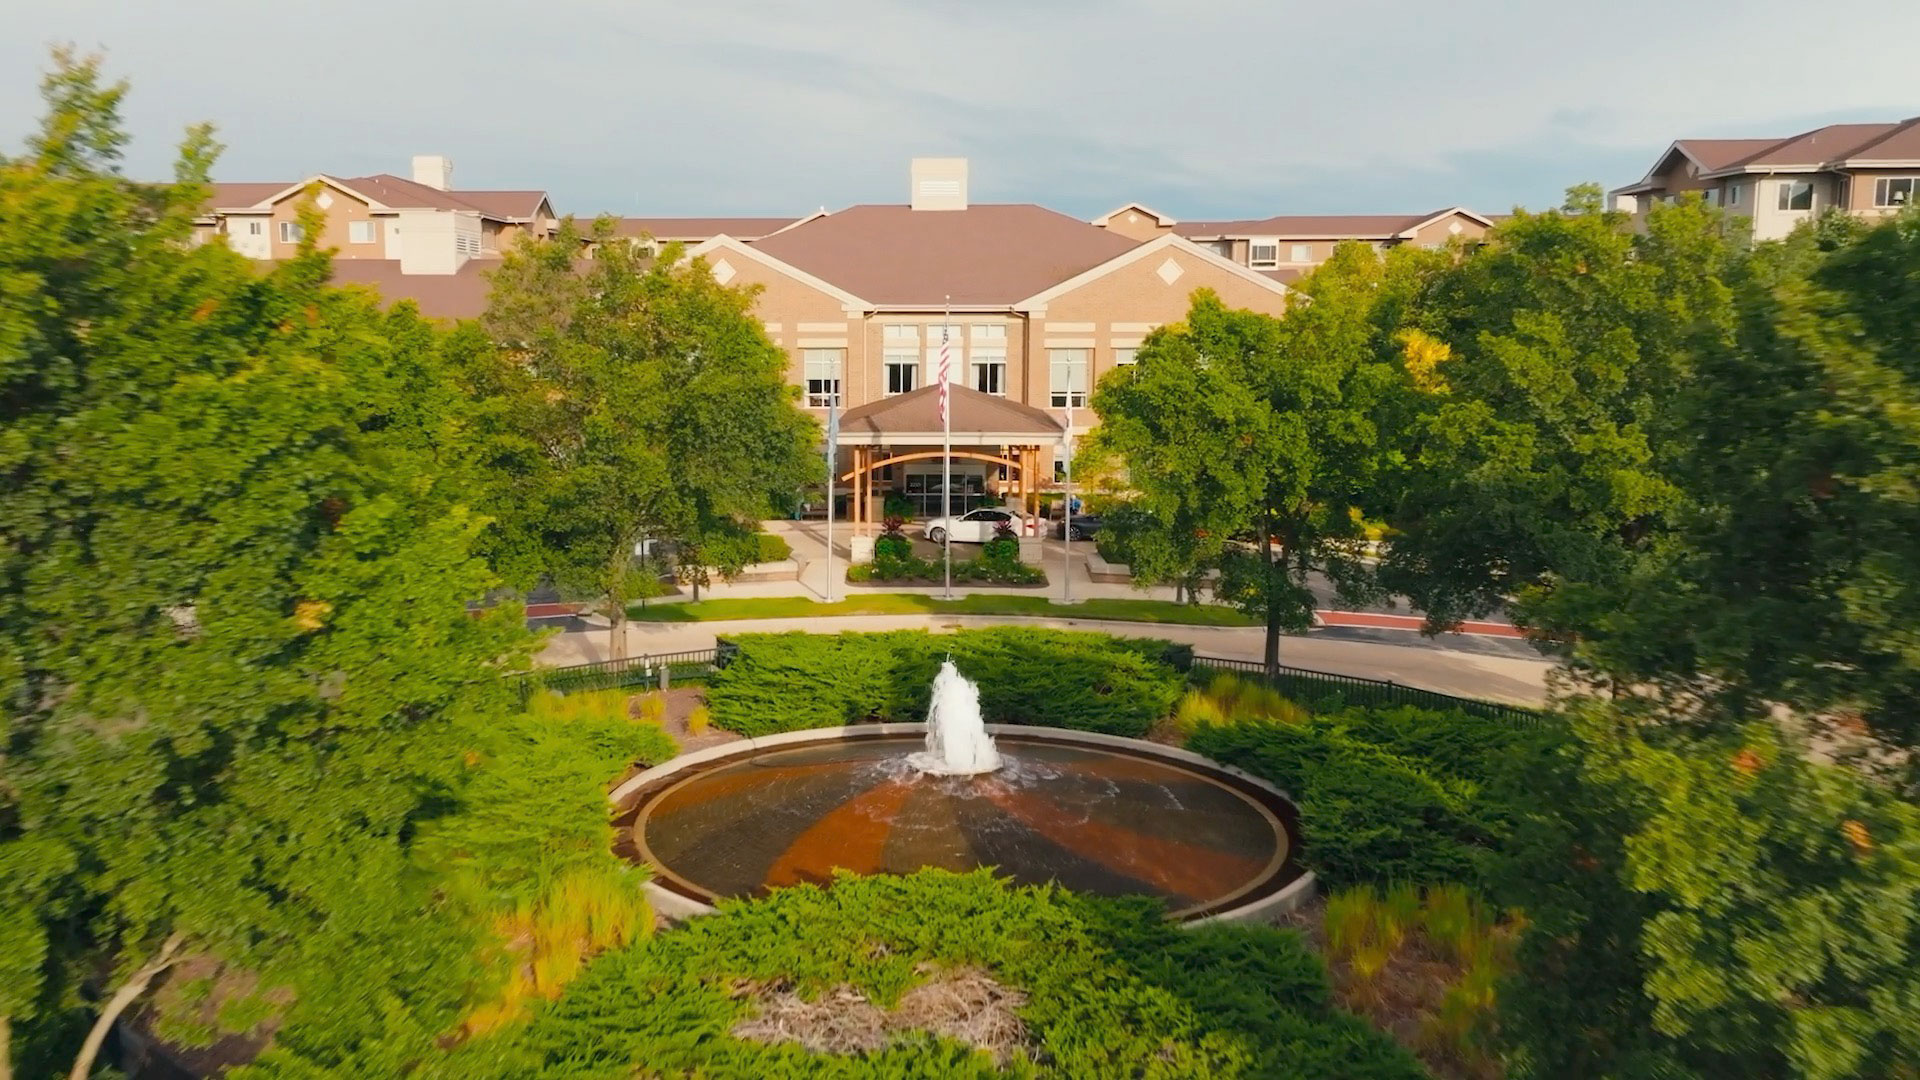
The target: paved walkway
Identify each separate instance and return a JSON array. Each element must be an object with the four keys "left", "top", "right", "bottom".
[{"left": 539, "top": 613, "right": 1557, "bottom": 707}]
